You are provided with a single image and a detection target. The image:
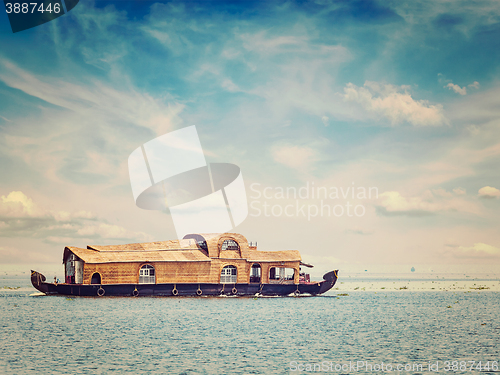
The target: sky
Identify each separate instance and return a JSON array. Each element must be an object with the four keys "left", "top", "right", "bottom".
[{"left": 1, "top": 0, "right": 500, "bottom": 276}]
